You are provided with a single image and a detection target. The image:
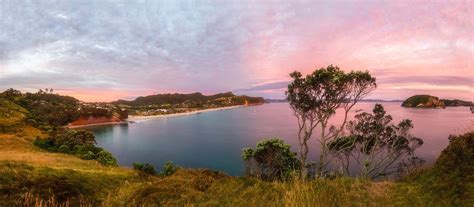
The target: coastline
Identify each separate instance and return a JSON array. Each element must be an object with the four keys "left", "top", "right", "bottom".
[
  {"left": 67, "top": 121, "right": 129, "bottom": 129},
  {"left": 128, "top": 105, "right": 246, "bottom": 122},
  {"left": 68, "top": 105, "right": 249, "bottom": 128}
]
